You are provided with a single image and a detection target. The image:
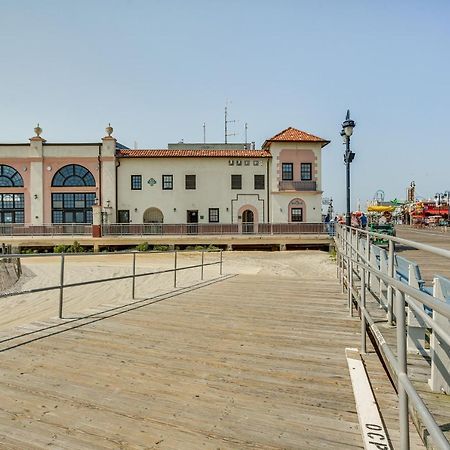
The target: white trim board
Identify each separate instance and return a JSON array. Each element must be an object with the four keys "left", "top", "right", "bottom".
[{"left": 346, "top": 347, "right": 392, "bottom": 450}]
